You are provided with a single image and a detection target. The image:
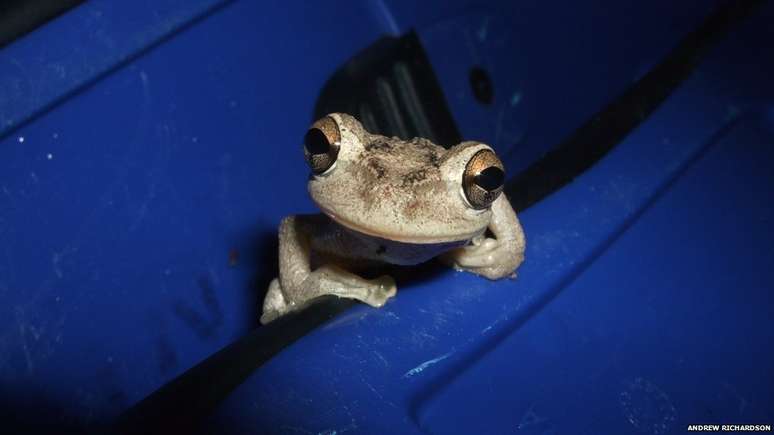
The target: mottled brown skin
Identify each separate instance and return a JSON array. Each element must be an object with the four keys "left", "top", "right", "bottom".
[
  {"left": 356, "top": 137, "right": 443, "bottom": 214},
  {"left": 260, "top": 113, "right": 525, "bottom": 324}
]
